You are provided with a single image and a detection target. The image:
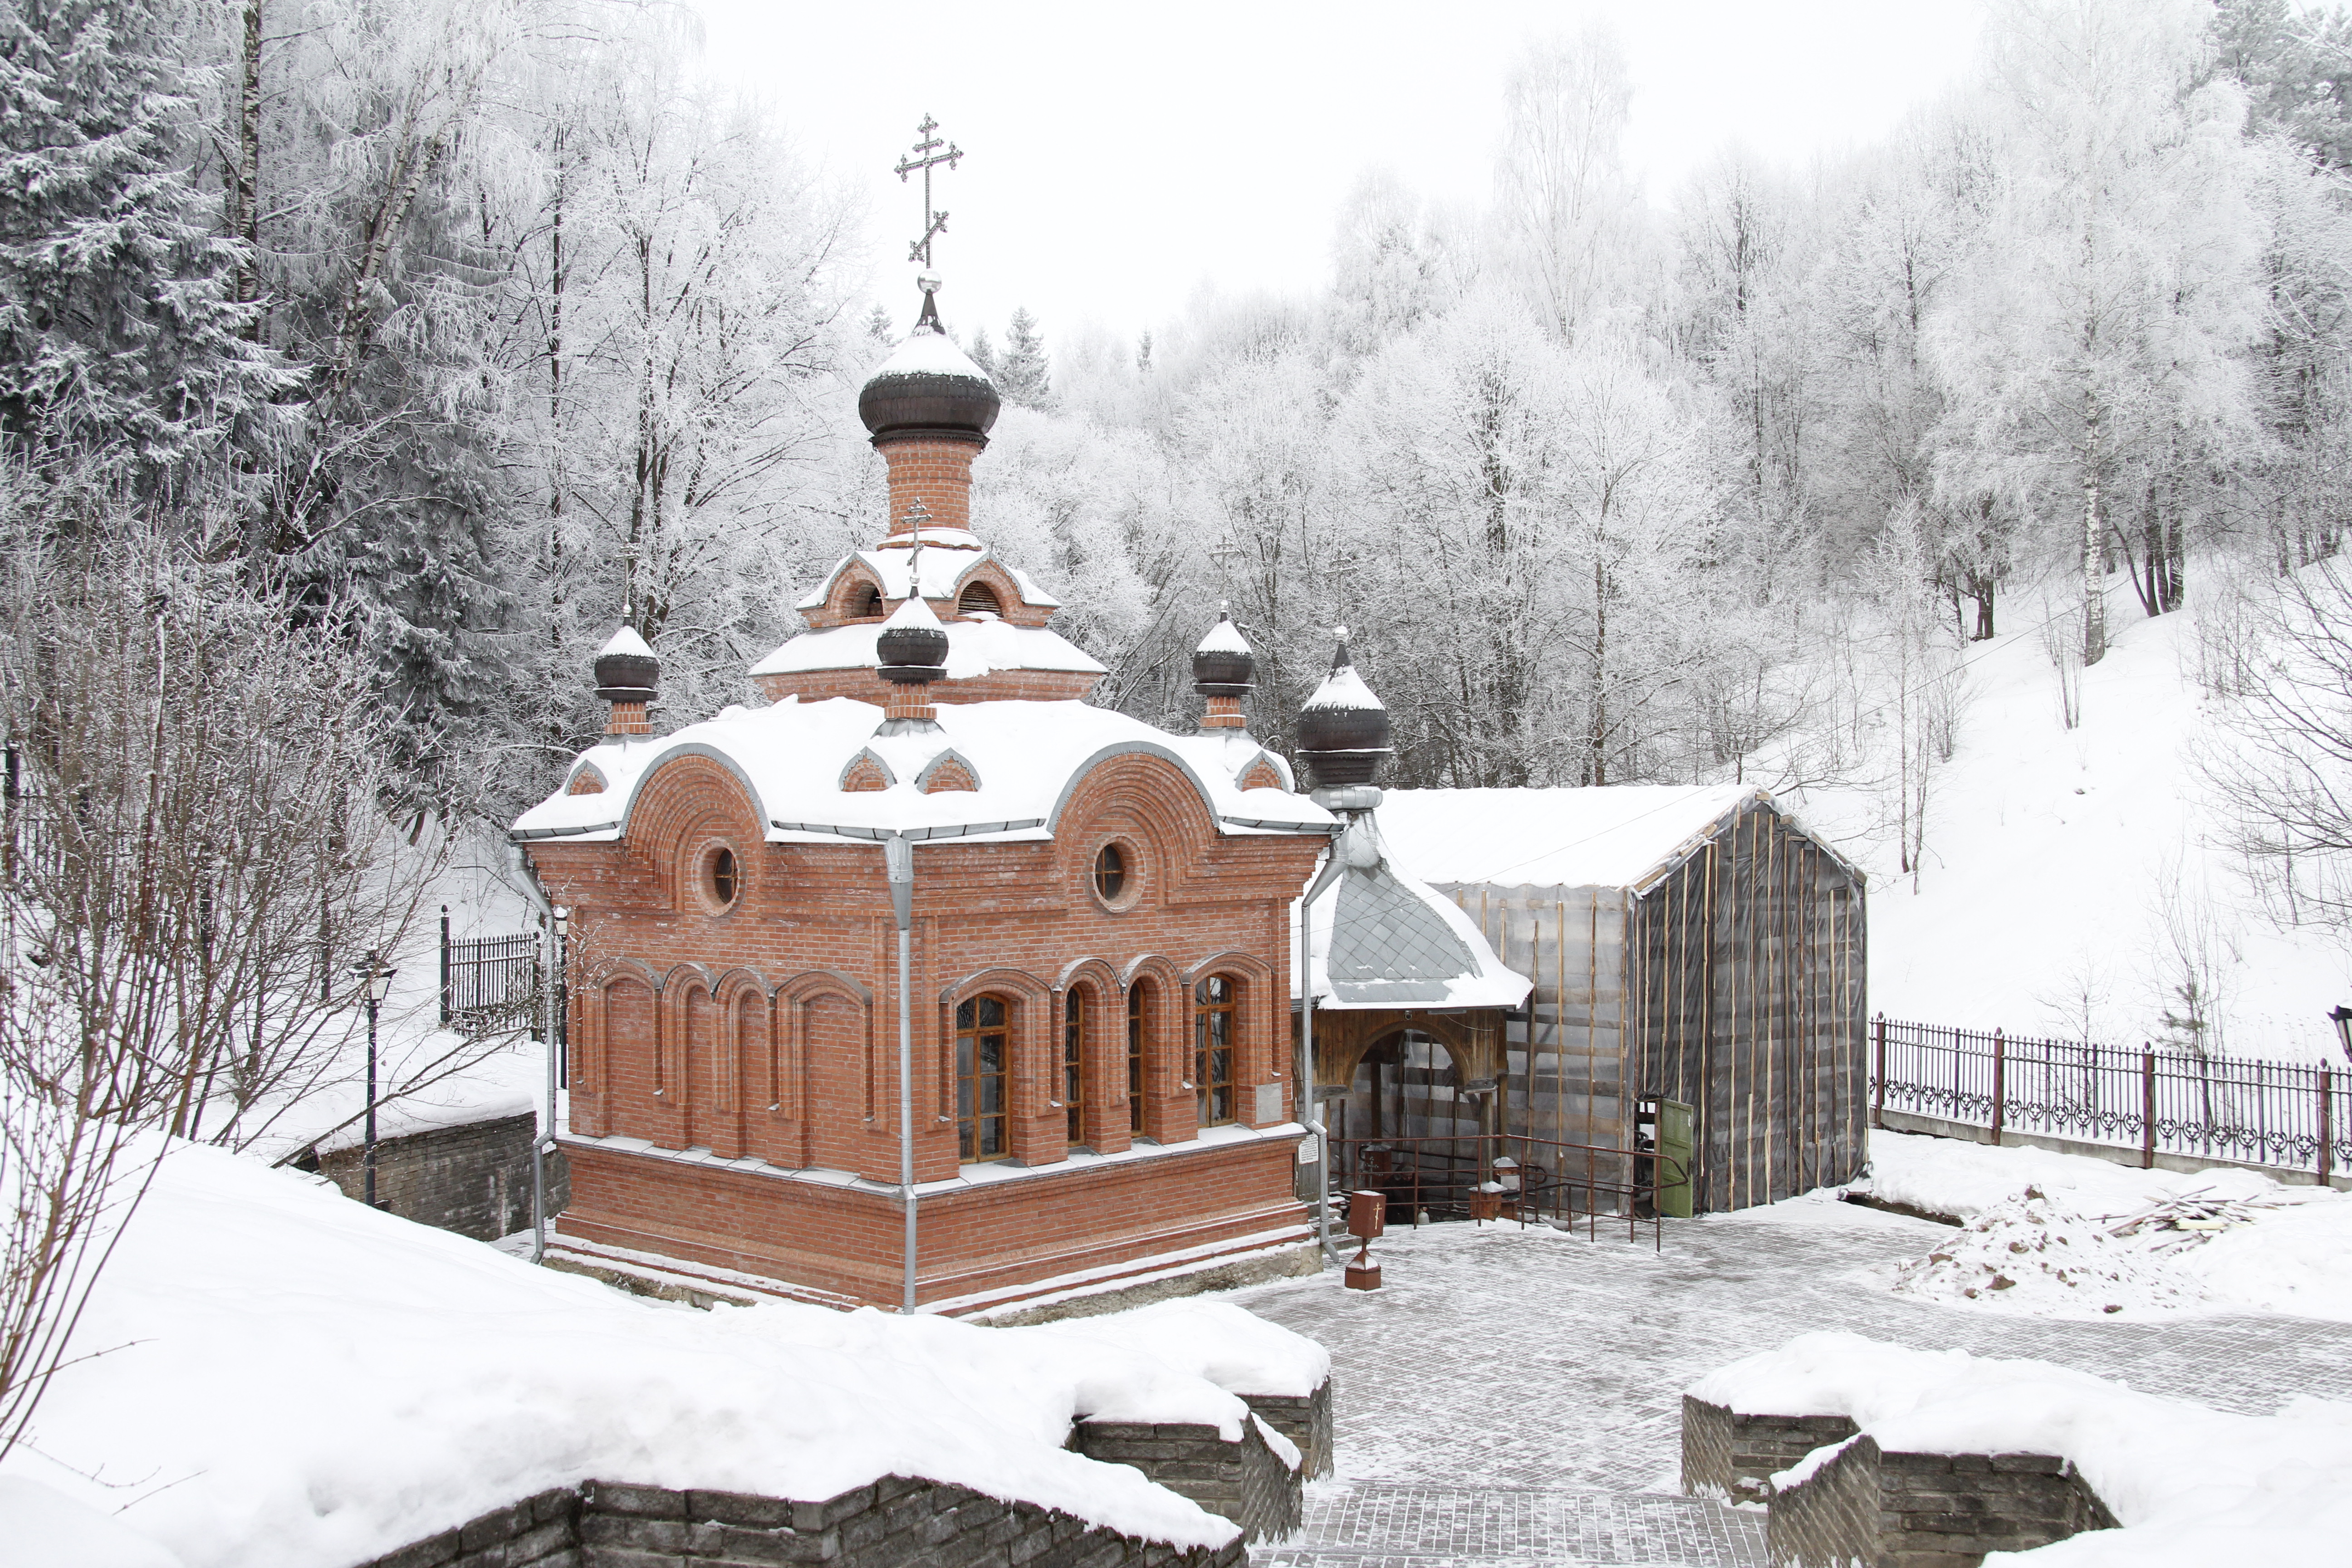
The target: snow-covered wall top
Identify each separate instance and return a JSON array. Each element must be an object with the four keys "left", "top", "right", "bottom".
[
  {"left": 751, "top": 617, "right": 1101, "bottom": 679},
  {"left": 512, "top": 696, "right": 1329, "bottom": 844},
  {"left": 1374, "top": 784, "right": 1768, "bottom": 890}
]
